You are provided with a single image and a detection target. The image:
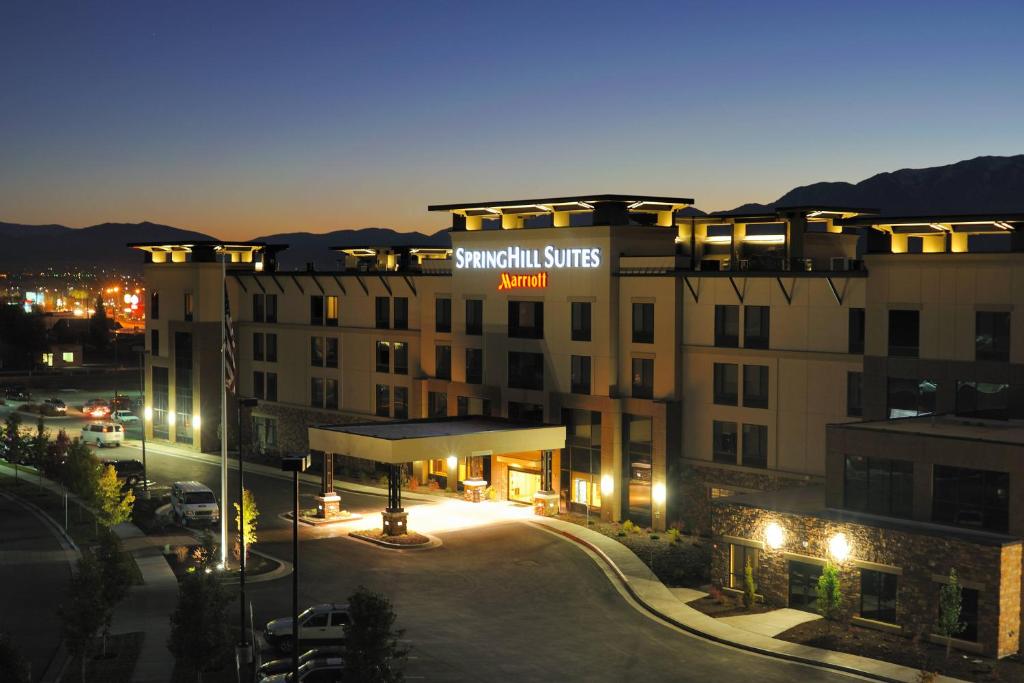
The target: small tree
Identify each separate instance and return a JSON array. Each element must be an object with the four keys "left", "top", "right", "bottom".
[
  {"left": 233, "top": 487, "right": 260, "bottom": 561},
  {"left": 60, "top": 555, "right": 110, "bottom": 683},
  {"left": 95, "top": 465, "right": 135, "bottom": 528},
  {"left": 62, "top": 439, "right": 100, "bottom": 502},
  {"left": 816, "top": 562, "right": 843, "bottom": 633},
  {"left": 0, "top": 632, "right": 31, "bottom": 683},
  {"left": 342, "top": 586, "right": 408, "bottom": 683},
  {"left": 3, "top": 412, "right": 26, "bottom": 480},
  {"left": 167, "top": 571, "right": 231, "bottom": 683},
  {"left": 936, "top": 568, "right": 966, "bottom": 658},
  {"left": 40, "top": 429, "right": 71, "bottom": 480},
  {"left": 89, "top": 297, "right": 110, "bottom": 352},
  {"left": 30, "top": 415, "right": 48, "bottom": 479},
  {"left": 95, "top": 528, "right": 134, "bottom": 655},
  {"left": 191, "top": 530, "right": 219, "bottom": 570},
  {"left": 742, "top": 556, "right": 757, "bottom": 610}
]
